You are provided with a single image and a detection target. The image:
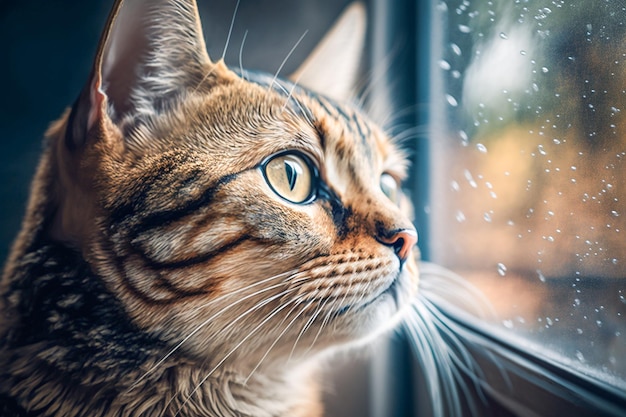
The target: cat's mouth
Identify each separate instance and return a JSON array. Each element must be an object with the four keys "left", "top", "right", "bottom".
[{"left": 334, "top": 274, "right": 401, "bottom": 317}]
